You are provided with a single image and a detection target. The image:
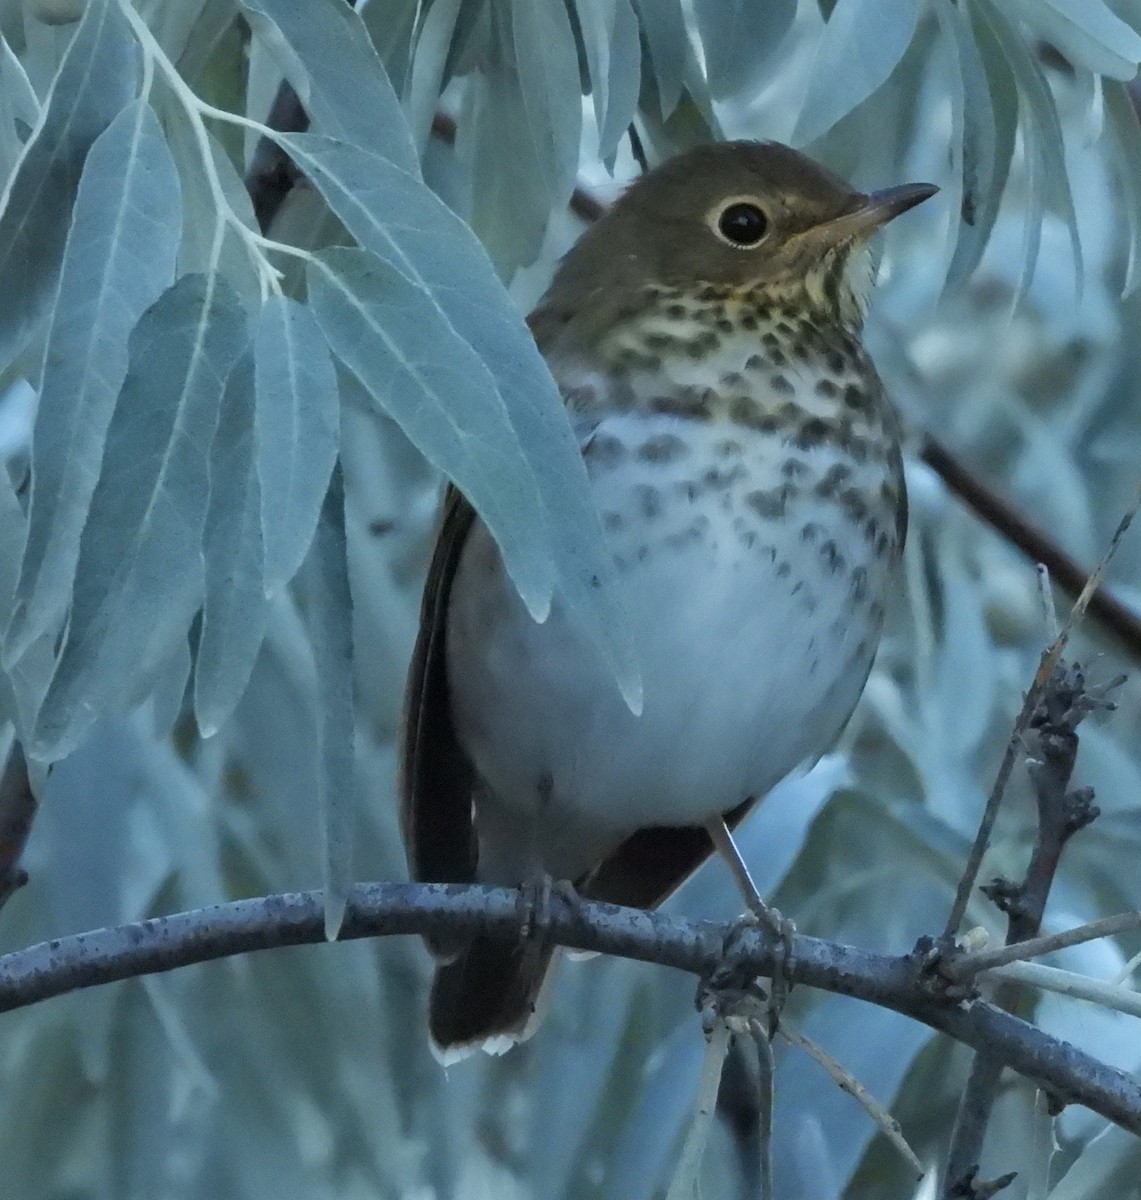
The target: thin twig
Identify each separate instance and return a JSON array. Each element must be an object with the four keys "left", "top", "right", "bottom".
[
  {"left": 666, "top": 1012, "right": 732, "bottom": 1200},
  {"left": 749, "top": 1020, "right": 776, "bottom": 1200},
  {"left": 776, "top": 1017, "right": 923, "bottom": 1177},
  {"left": 945, "top": 911, "right": 1141, "bottom": 980},
  {"left": 920, "top": 440, "right": 1141, "bottom": 664},
  {"left": 984, "top": 961, "right": 1141, "bottom": 1019}
]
